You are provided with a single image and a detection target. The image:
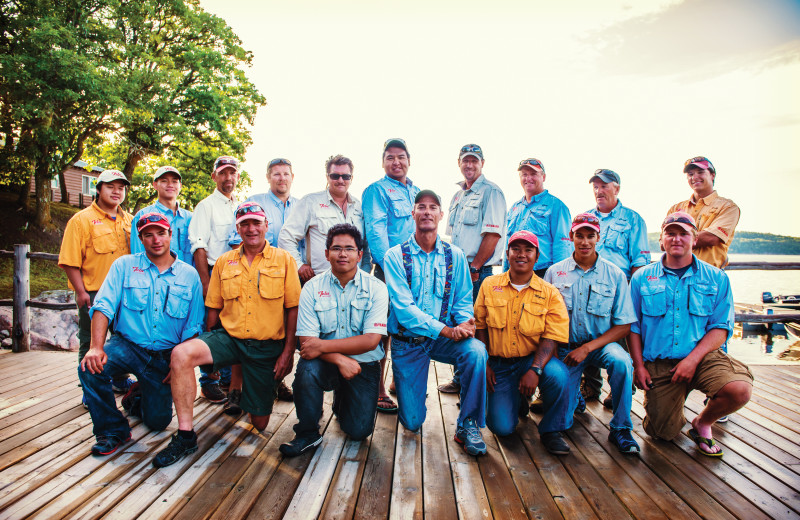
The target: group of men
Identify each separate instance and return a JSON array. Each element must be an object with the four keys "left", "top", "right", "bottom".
[{"left": 60, "top": 139, "right": 752, "bottom": 466}]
